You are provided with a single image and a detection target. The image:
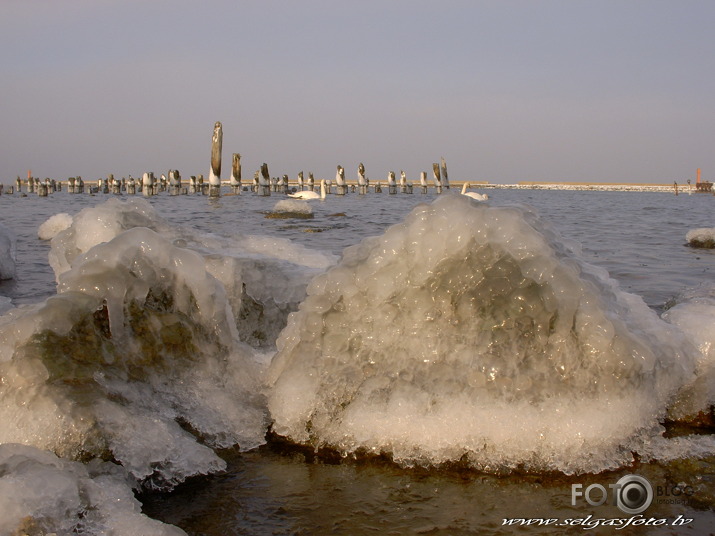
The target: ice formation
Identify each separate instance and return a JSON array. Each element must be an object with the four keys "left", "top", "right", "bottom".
[
  {"left": 0, "top": 226, "right": 267, "bottom": 487},
  {"left": 0, "top": 222, "right": 16, "bottom": 280},
  {"left": 272, "top": 199, "right": 313, "bottom": 214},
  {"left": 0, "top": 443, "right": 185, "bottom": 536},
  {"left": 47, "top": 198, "right": 336, "bottom": 349},
  {"left": 662, "top": 283, "right": 715, "bottom": 419},
  {"left": 267, "top": 194, "right": 708, "bottom": 474},
  {"left": 48, "top": 198, "right": 173, "bottom": 279},
  {"left": 37, "top": 212, "right": 73, "bottom": 240},
  {"left": 686, "top": 227, "right": 715, "bottom": 249}
]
